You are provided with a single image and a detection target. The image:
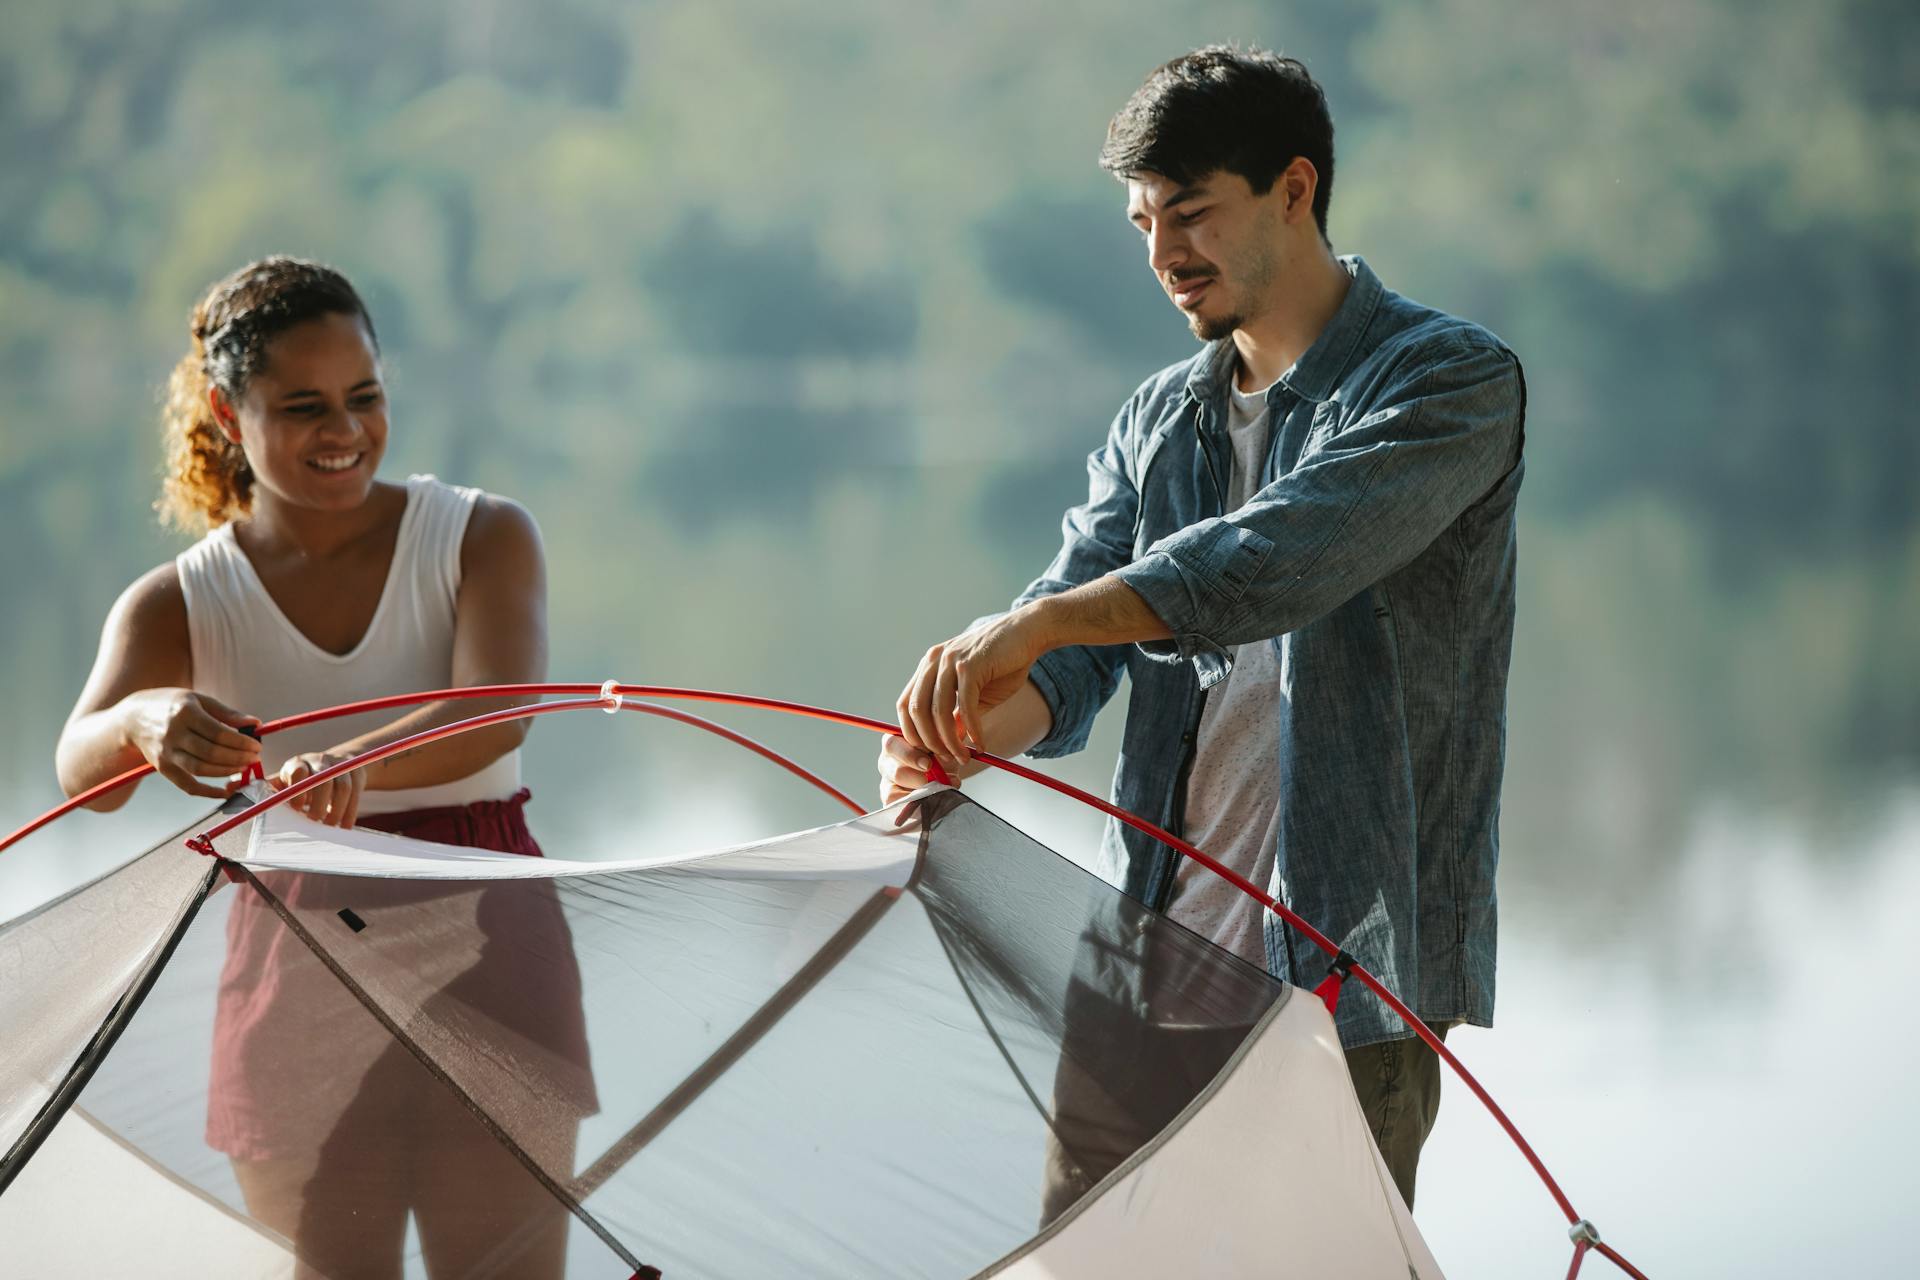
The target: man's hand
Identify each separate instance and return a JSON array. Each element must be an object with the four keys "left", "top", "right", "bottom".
[
  {"left": 893, "top": 577, "right": 1169, "bottom": 778},
  {"left": 877, "top": 732, "right": 988, "bottom": 808},
  {"left": 896, "top": 611, "right": 1048, "bottom": 774}
]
